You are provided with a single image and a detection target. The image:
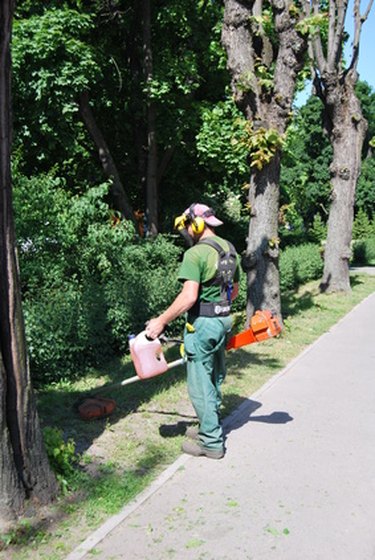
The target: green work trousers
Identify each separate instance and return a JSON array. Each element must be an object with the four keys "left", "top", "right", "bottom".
[{"left": 184, "top": 315, "right": 233, "bottom": 450}]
